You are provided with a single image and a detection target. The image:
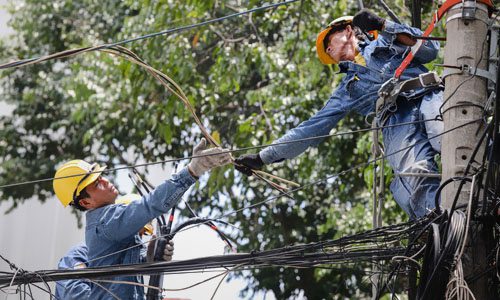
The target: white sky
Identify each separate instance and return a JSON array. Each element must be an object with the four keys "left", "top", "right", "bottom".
[{"left": 0, "top": 1, "right": 273, "bottom": 299}]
